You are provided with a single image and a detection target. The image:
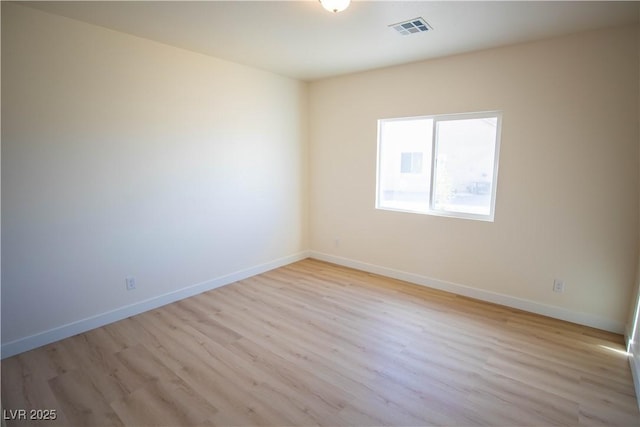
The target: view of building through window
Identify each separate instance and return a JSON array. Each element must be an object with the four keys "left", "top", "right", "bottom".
[{"left": 377, "top": 112, "right": 501, "bottom": 221}]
